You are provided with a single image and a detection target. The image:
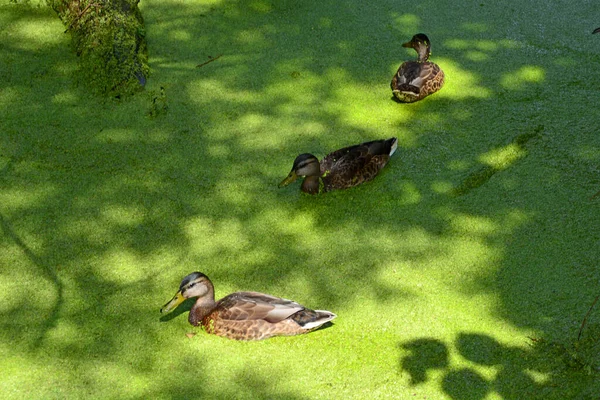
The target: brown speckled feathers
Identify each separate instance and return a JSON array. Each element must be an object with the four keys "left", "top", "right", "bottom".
[
  {"left": 206, "top": 292, "right": 303, "bottom": 323},
  {"left": 320, "top": 138, "right": 397, "bottom": 191},
  {"left": 201, "top": 292, "right": 335, "bottom": 340},
  {"left": 391, "top": 61, "right": 444, "bottom": 102}
]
